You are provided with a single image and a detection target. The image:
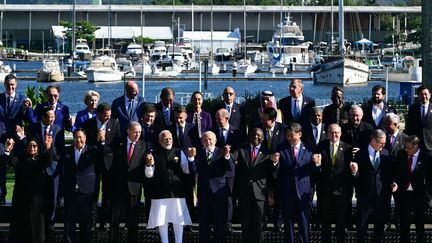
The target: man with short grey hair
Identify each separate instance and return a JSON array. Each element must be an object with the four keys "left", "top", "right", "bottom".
[{"left": 383, "top": 113, "right": 407, "bottom": 158}]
